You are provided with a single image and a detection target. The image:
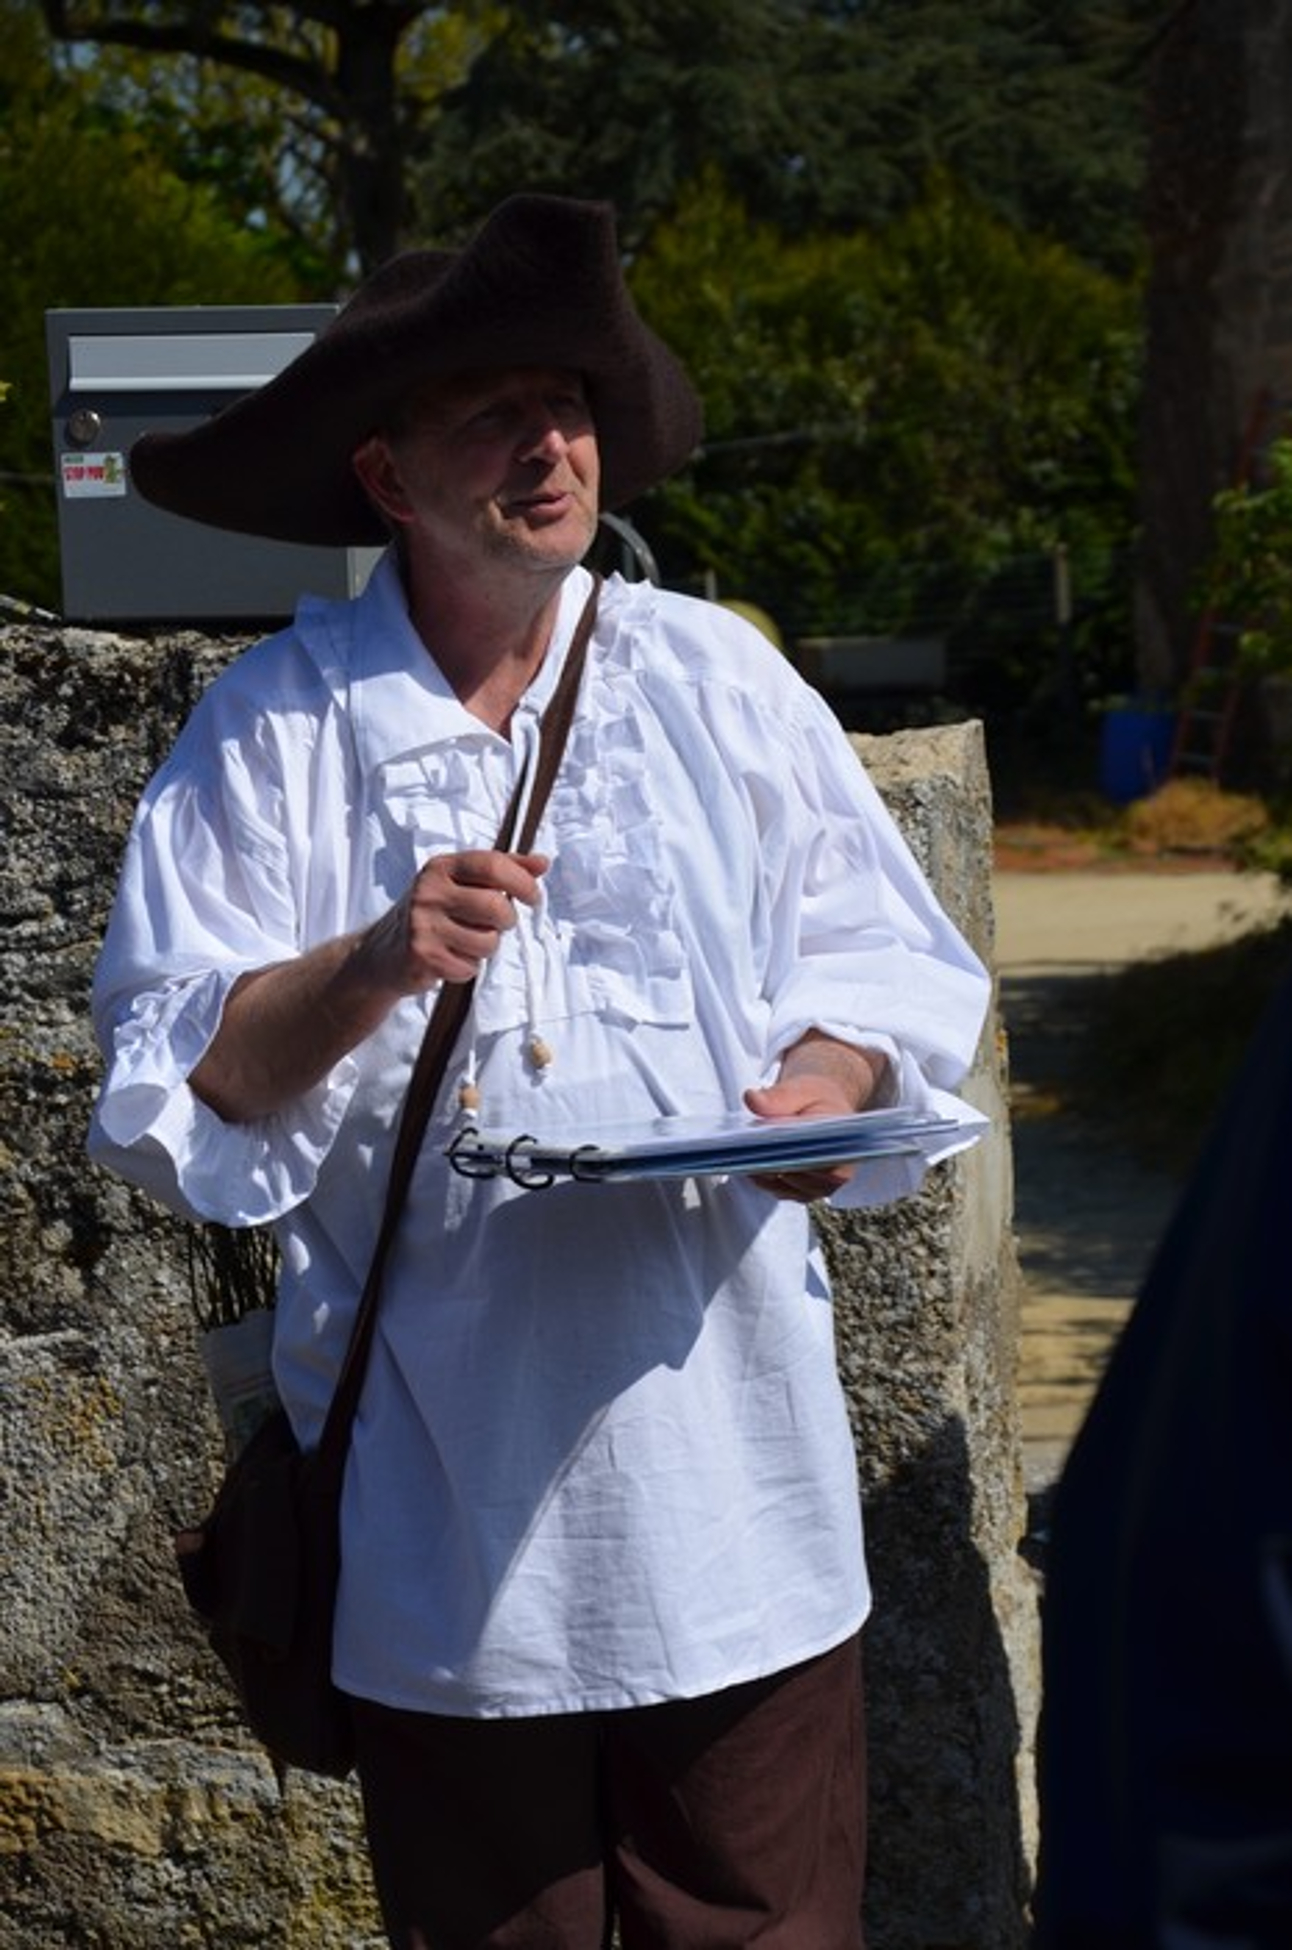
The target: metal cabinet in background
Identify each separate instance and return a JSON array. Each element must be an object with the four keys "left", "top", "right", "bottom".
[{"left": 46, "top": 305, "right": 380, "bottom": 624}]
